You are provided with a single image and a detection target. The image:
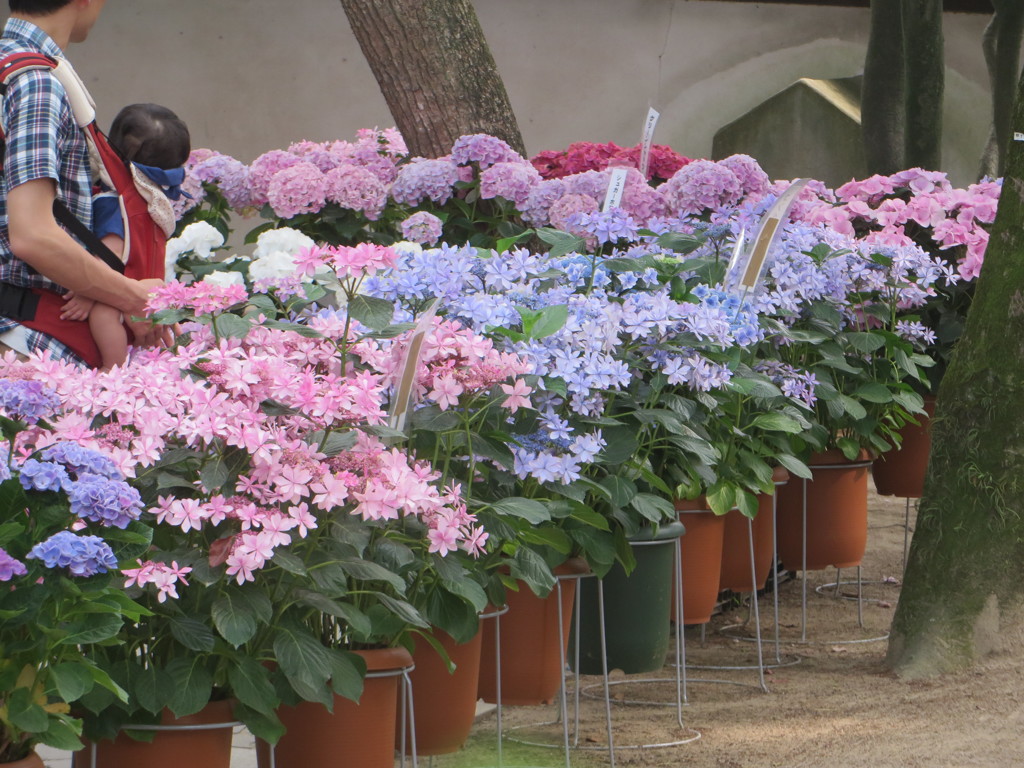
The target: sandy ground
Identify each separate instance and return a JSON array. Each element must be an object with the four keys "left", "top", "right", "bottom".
[{"left": 439, "top": 482, "right": 1024, "bottom": 768}]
